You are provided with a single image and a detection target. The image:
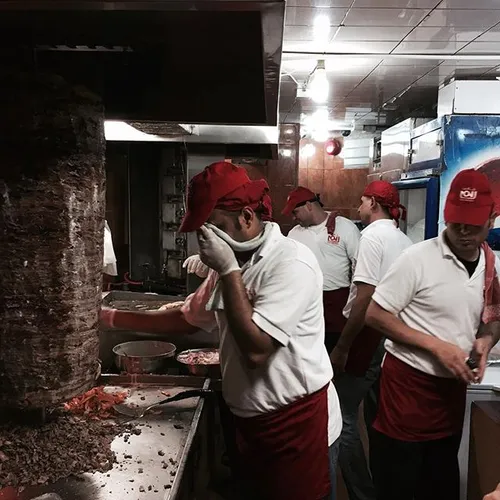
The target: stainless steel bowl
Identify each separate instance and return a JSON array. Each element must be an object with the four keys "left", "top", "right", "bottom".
[
  {"left": 176, "top": 348, "right": 221, "bottom": 377},
  {"left": 113, "top": 340, "right": 177, "bottom": 374}
]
